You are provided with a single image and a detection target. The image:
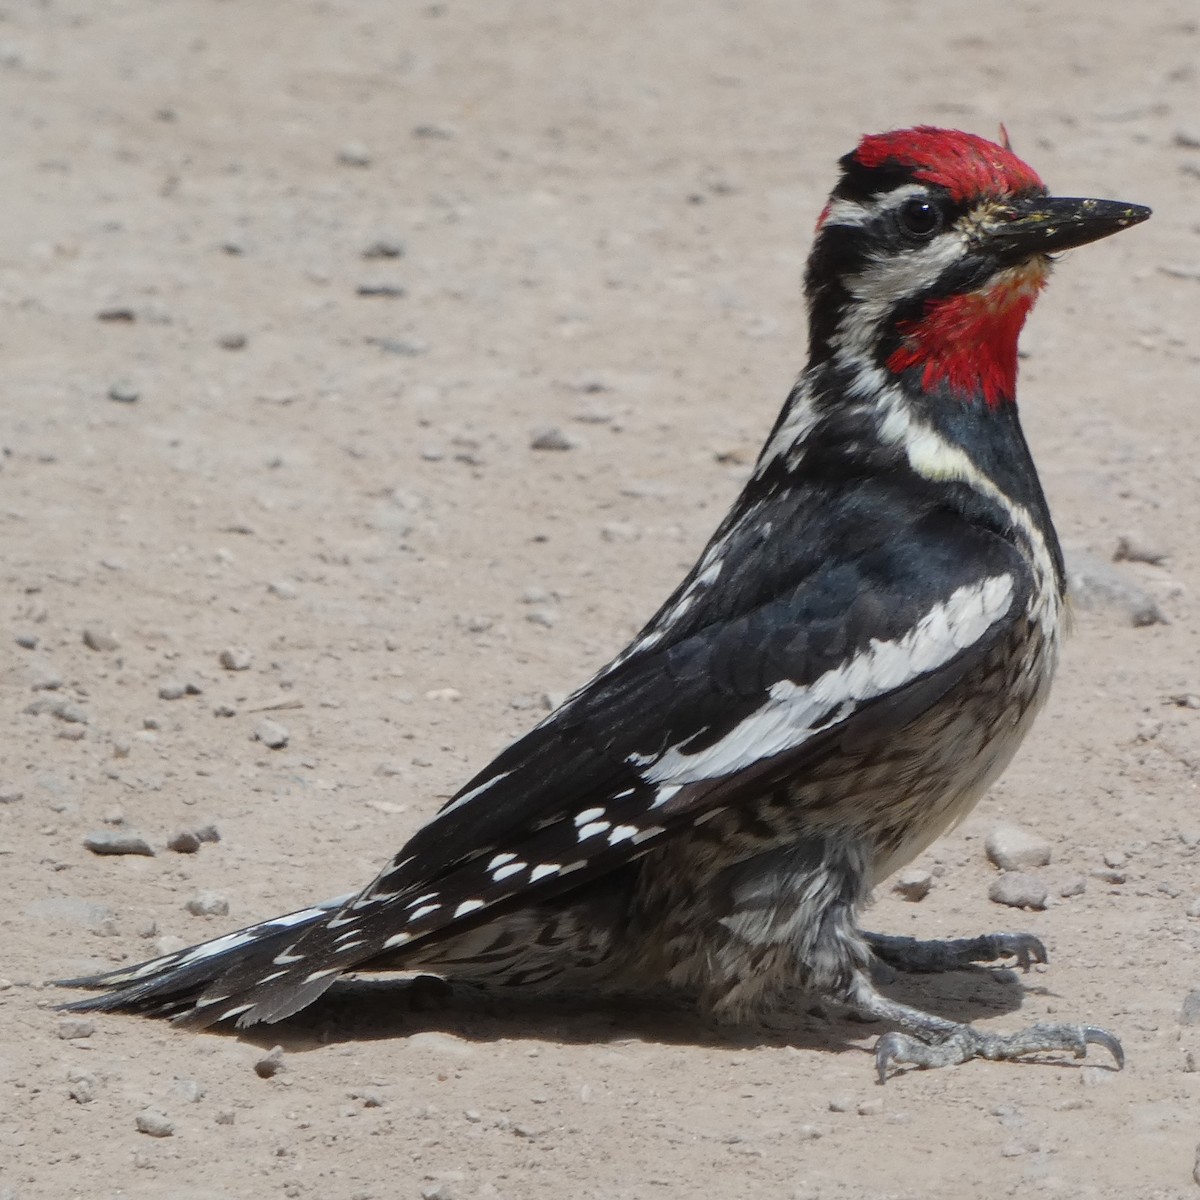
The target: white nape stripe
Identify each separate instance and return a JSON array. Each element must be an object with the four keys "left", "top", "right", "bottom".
[
  {"left": 577, "top": 821, "right": 610, "bottom": 840},
  {"left": 454, "top": 900, "right": 485, "bottom": 918},
  {"left": 382, "top": 931, "right": 412, "bottom": 949},
  {"left": 440, "top": 769, "right": 514, "bottom": 816},
  {"left": 529, "top": 863, "right": 560, "bottom": 882},
  {"left": 573, "top": 808, "right": 606, "bottom": 827},
  {"left": 492, "top": 862, "right": 526, "bottom": 882},
  {"left": 637, "top": 575, "right": 1014, "bottom": 786},
  {"left": 873, "top": 390, "right": 1060, "bottom": 632}
]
